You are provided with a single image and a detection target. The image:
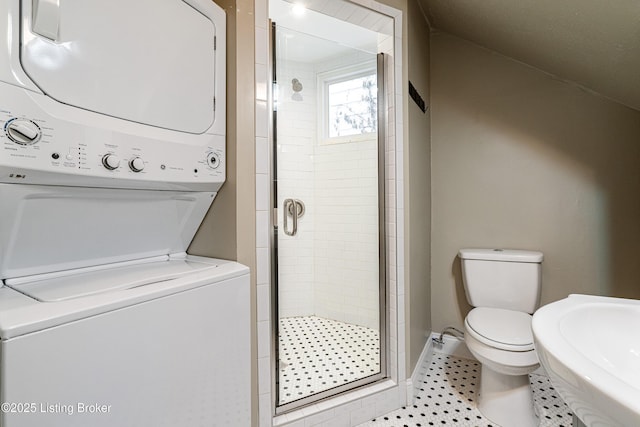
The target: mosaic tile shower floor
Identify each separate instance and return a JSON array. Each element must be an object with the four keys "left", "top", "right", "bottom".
[
  {"left": 278, "top": 316, "right": 380, "bottom": 405},
  {"left": 359, "top": 353, "right": 573, "bottom": 427}
]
